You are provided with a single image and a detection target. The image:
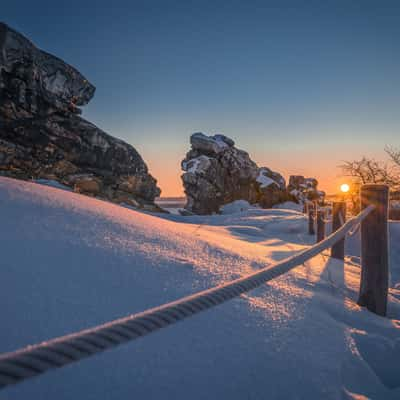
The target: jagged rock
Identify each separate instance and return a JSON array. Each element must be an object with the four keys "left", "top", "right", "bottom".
[
  {"left": 287, "top": 175, "right": 324, "bottom": 203},
  {"left": 0, "top": 22, "right": 160, "bottom": 206},
  {"left": 181, "top": 133, "right": 287, "bottom": 214},
  {"left": 190, "top": 132, "right": 235, "bottom": 154},
  {"left": 0, "top": 23, "right": 95, "bottom": 115},
  {"left": 256, "top": 167, "right": 287, "bottom": 208}
]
